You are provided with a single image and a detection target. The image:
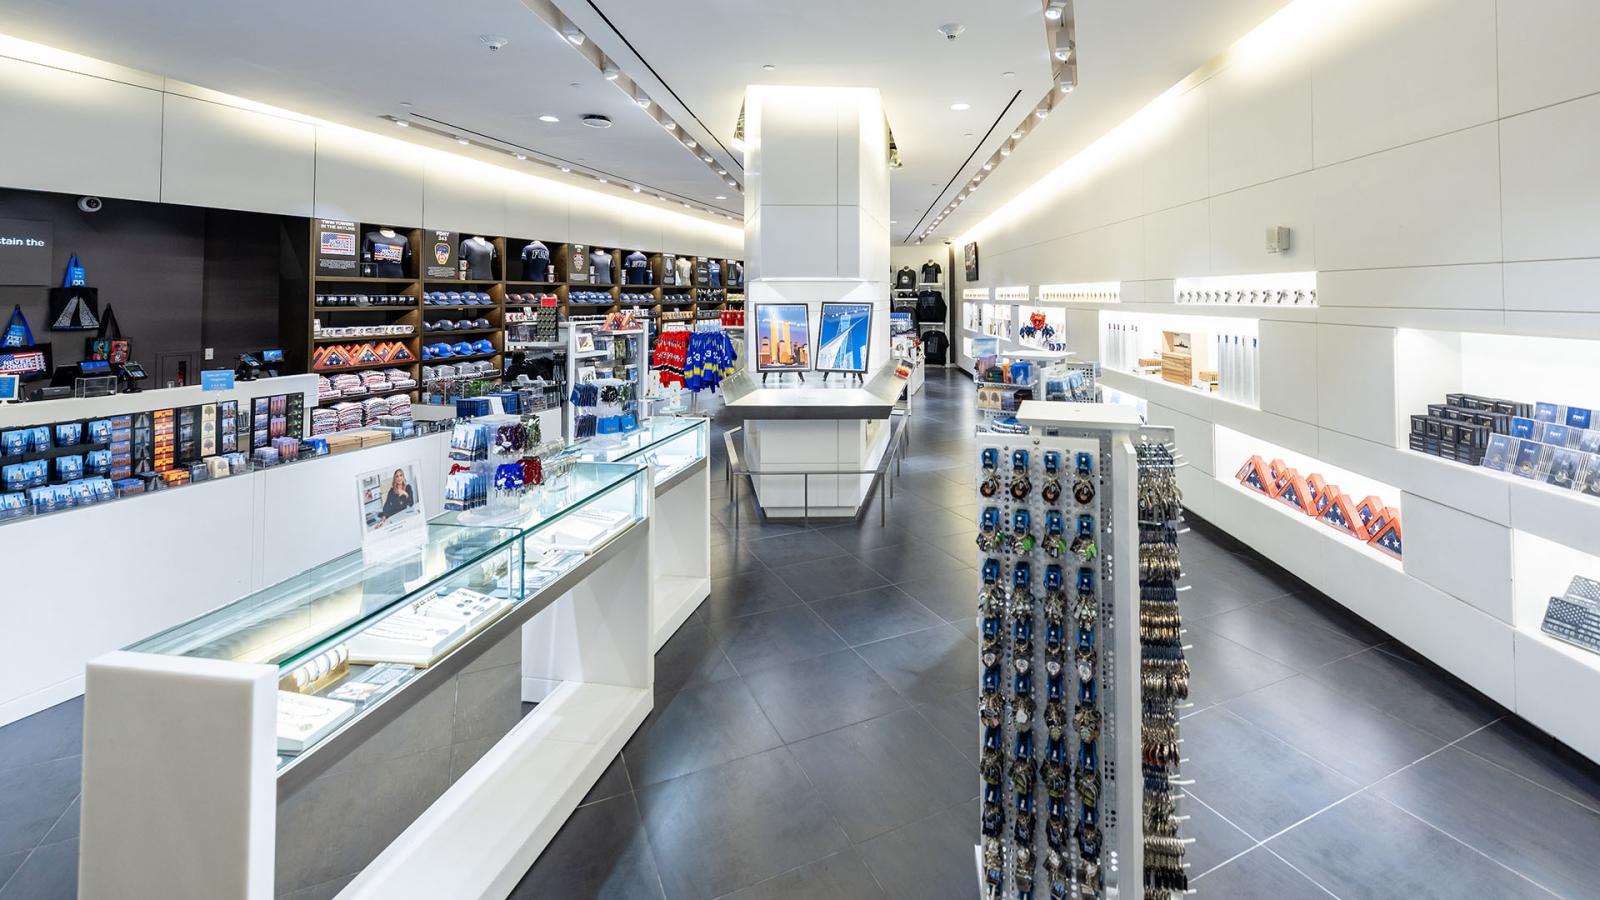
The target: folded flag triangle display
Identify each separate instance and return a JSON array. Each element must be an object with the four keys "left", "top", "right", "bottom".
[{"left": 1236, "top": 454, "right": 1401, "bottom": 558}]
